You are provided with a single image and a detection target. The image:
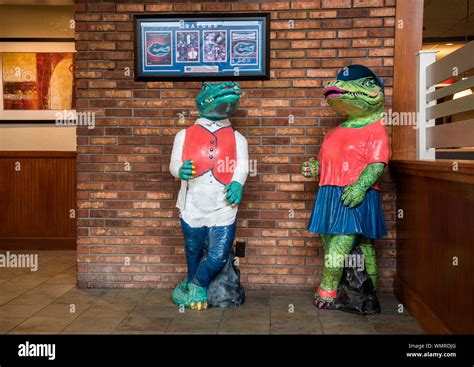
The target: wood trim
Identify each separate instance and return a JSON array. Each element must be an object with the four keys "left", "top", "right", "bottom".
[
  {"left": 394, "top": 276, "right": 452, "bottom": 334},
  {"left": 0, "top": 151, "right": 76, "bottom": 158},
  {"left": 391, "top": 0, "right": 424, "bottom": 160},
  {"left": 0, "top": 238, "right": 76, "bottom": 250},
  {"left": 0, "top": 38, "right": 75, "bottom": 42},
  {"left": 391, "top": 159, "right": 474, "bottom": 184}
]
